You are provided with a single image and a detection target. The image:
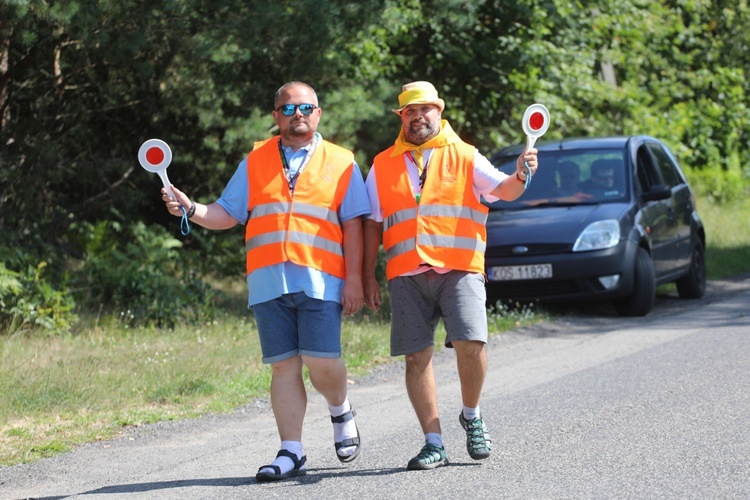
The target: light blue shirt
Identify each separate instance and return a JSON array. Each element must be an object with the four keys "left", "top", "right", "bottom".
[{"left": 217, "top": 135, "right": 370, "bottom": 307}]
